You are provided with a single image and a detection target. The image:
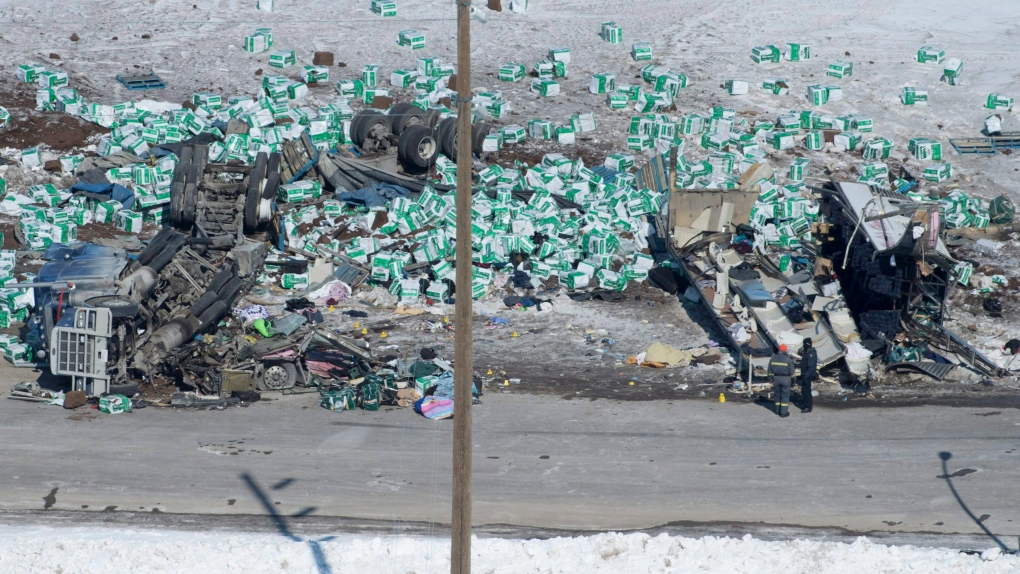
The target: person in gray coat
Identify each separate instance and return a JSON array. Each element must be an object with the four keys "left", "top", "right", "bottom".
[{"left": 769, "top": 344, "right": 794, "bottom": 418}]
